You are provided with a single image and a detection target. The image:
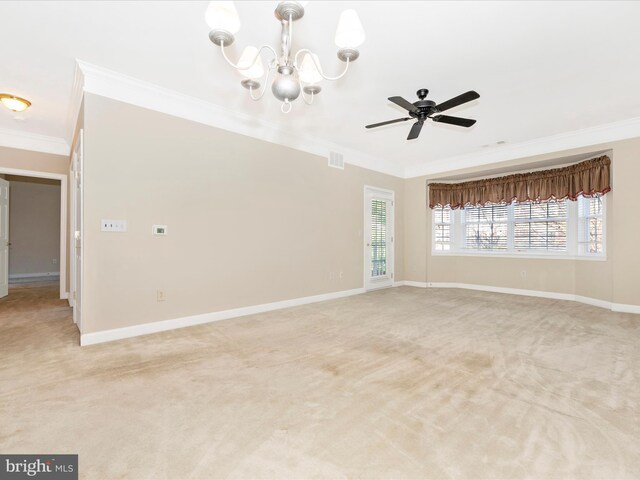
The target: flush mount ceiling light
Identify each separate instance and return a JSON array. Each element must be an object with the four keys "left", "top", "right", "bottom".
[
  {"left": 206, "top": 1, "right": 365, "bottom": 113},
  {"left": 0, "top": 93, "right": 31, "bottom": 112}
]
